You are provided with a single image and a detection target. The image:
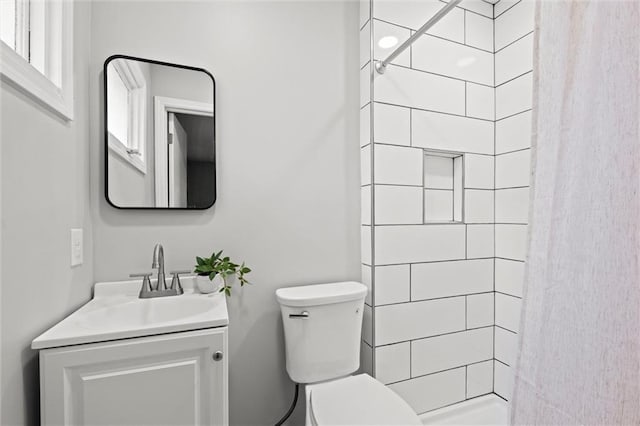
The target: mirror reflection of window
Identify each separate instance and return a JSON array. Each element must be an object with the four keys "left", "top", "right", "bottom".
[{"left": 106, "top": 59, "right": 147, "bottom": 174}]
